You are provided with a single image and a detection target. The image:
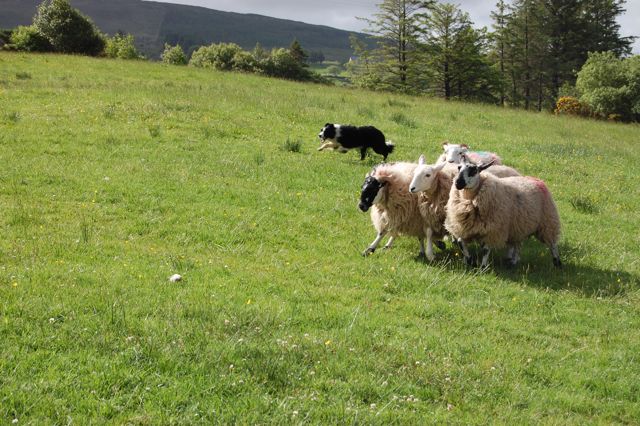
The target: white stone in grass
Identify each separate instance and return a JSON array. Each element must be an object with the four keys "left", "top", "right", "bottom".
[{"left": 169, "top": 274, "right": 182, "bottom": 282}]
